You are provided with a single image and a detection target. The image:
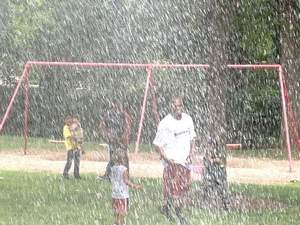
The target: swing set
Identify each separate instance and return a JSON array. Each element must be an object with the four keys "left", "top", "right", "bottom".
[{"left": 0, "top": 61, "right": 299, "bottom": 172}]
